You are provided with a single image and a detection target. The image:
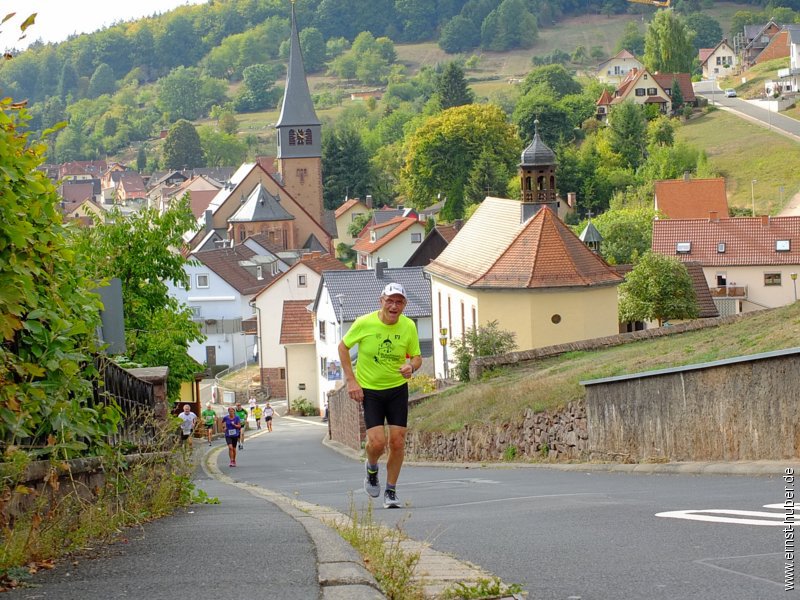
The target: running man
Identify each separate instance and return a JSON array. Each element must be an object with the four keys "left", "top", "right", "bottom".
[
  {"left": 253, "top": 404, "right": 263, "bottom": 430},
  {"left": 234, "top": 402, "right": 248, "bottom": 449},
  {"left": 263, "top": 402, "right": 274, "bottom": 433},
  {"left": 338, "top": 282, "right": 421, "bottom": 509},
  {"left": 221, "top": 406, "right": 242, "bottom": 467},
  {"left": 177, "top": 404, "right": 197, "bottom": 447},
  {"left": 201, "top": 403, "right": 216, "bottom": 445}
]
